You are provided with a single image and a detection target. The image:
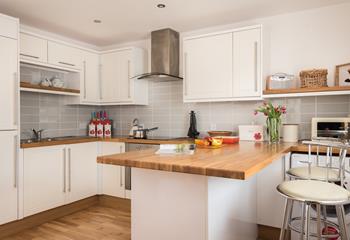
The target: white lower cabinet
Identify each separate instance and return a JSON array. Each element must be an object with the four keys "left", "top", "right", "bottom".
[
  {"left": 23, "top": 142, "right": 98, "bottom": 217},
  {"left": 99, "top": 142, "right": 126, "bottom": 198},
  {"left": 0, "top": 131, "right": 19, "bottom": 225},
  {"left": 66, "top": 142, "right": 98, "bottom": 204},
  {"left": 257, "top": 155, "right": 288, "bottom": 228},
  {"left": 23, "top": 145, "right": 66, "bottom": 217}
]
